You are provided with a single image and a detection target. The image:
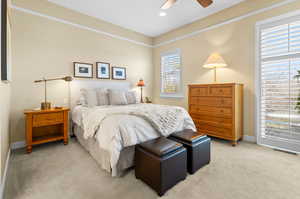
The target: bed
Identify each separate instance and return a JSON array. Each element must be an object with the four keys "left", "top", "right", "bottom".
[{"left": 70, "top": 80, "right": 196, "bottom": 177}]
